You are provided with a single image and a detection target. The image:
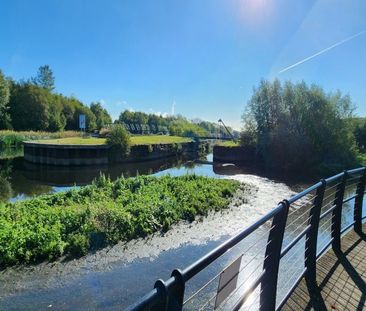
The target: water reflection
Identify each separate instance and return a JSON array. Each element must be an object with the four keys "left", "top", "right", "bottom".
[
  {"left": 1, "top": 152, "right": 246, "bottom": 202},
  {"left": 0, "top": 146, "right": 310, "bottom": 203}
]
